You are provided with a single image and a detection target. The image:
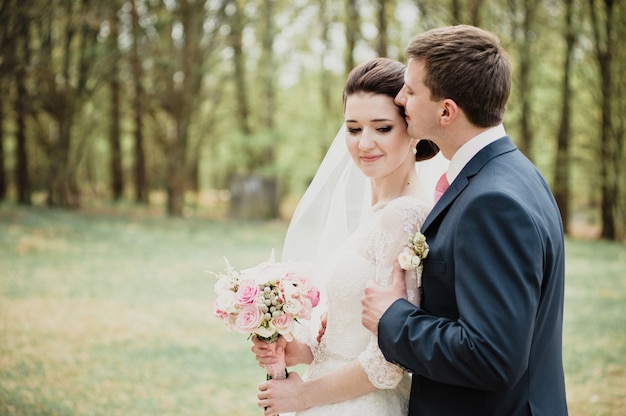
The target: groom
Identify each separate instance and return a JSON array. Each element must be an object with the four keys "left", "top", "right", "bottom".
[{"left": 361, "top": 25, "right": 568, "bottom": 415}]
